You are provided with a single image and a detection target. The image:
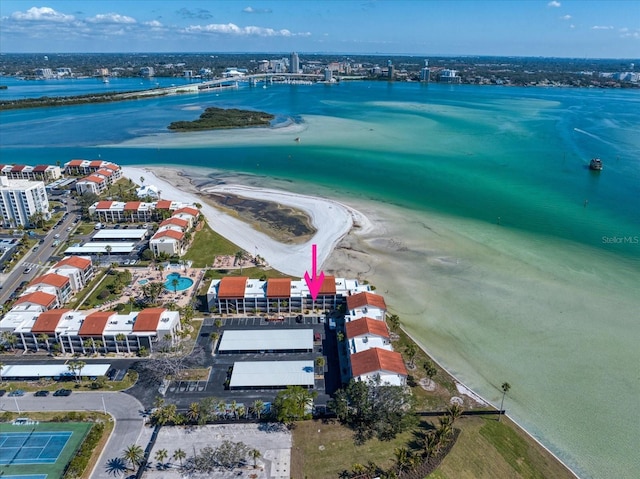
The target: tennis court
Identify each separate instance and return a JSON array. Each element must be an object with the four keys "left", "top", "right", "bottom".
[
  {"left": 0, "top": 431, "right": 71, "bottom": 465},
  {"left": 0, "top": 422, "right": 91, "bottom": 479}
]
